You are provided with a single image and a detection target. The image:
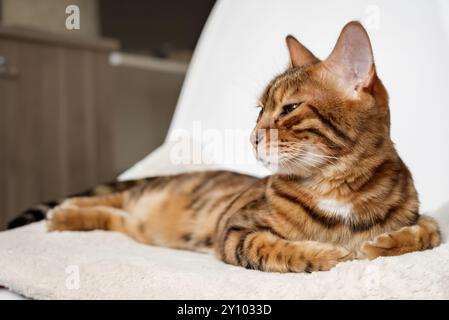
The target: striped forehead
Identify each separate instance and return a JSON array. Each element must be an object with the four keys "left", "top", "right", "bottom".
[{"left": 260, "top": 68, "right": 307, "bottom": 109}]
